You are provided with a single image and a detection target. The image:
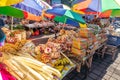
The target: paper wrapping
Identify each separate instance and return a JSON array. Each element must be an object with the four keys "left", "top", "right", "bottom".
[
  {"left": 15, "top": 33, "right": 21, "bottom": 41},
  {"left": 20, "top": 30, "right": 26, "bottom": 40},
  {"left": 79, "top": 28, "right": 93, "bottom": 38},
  {"left": 72, "top": 38, "right": 87, "bottom": 49},
  {"left": 71, "top": 47, "right": 86, "bottom": 57}
]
